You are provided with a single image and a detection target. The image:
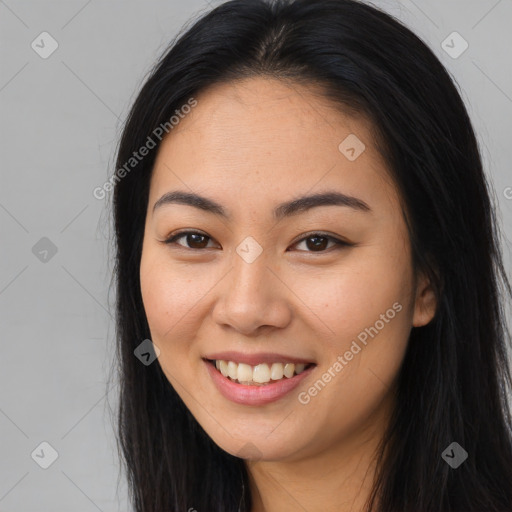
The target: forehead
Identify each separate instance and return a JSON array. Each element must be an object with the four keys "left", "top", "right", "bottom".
[{"left": 149, "top": 77, "right": 398, "bottom": 216}]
